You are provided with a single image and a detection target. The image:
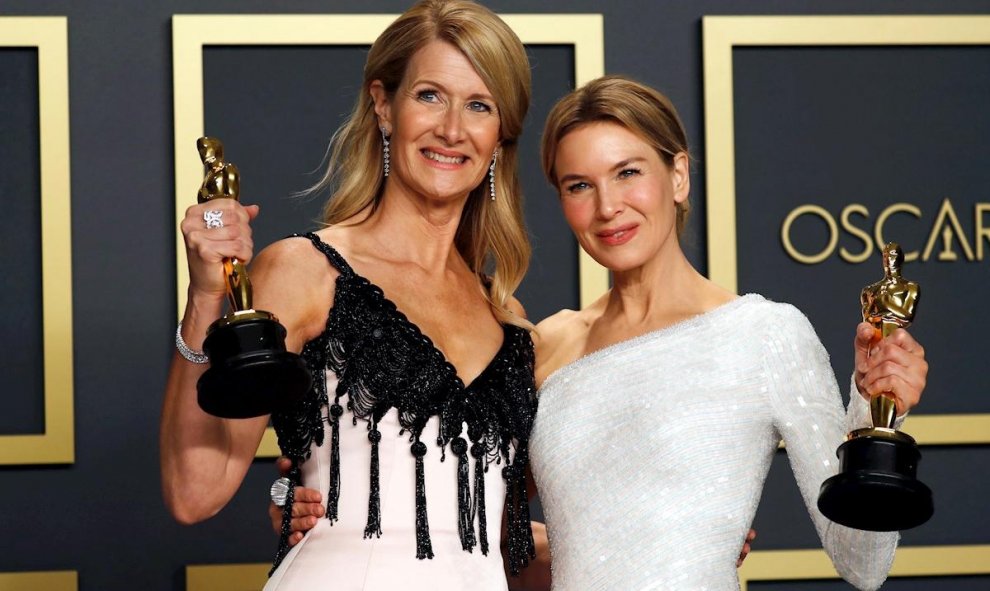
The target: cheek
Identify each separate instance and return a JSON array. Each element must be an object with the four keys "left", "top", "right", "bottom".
[{"left": 559, "top": 199, "right": 593, "bottom": 232}]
